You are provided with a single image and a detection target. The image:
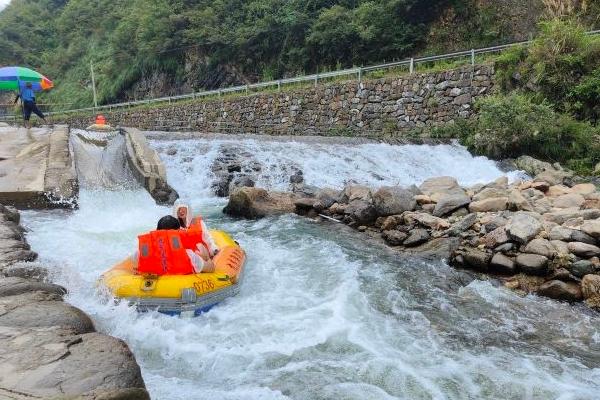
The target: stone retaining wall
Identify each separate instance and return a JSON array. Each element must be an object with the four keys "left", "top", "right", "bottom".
[{"left": 53, "top": 65, "right": 494, "bottom": 137}]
